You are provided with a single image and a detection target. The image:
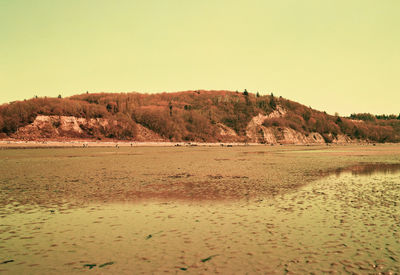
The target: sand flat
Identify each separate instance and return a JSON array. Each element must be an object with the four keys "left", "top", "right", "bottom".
[{"left": 1, "top": 144, "right": 400, "bottom": 273}]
